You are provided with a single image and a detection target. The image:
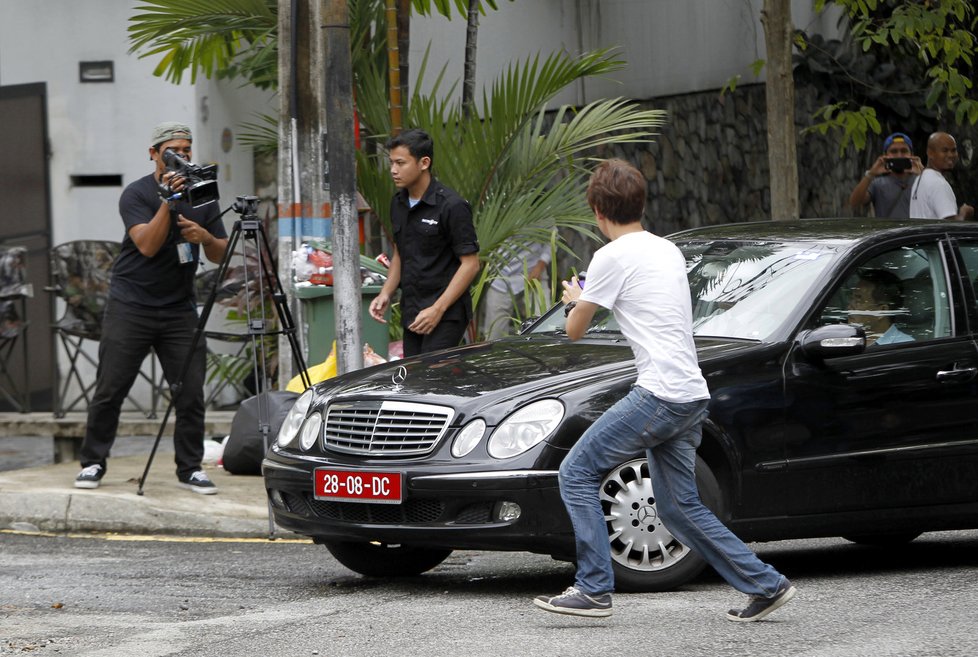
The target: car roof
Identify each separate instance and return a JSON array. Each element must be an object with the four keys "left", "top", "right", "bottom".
[{"left": 668, "top": 218, "right": 978, "bottom": 244}]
